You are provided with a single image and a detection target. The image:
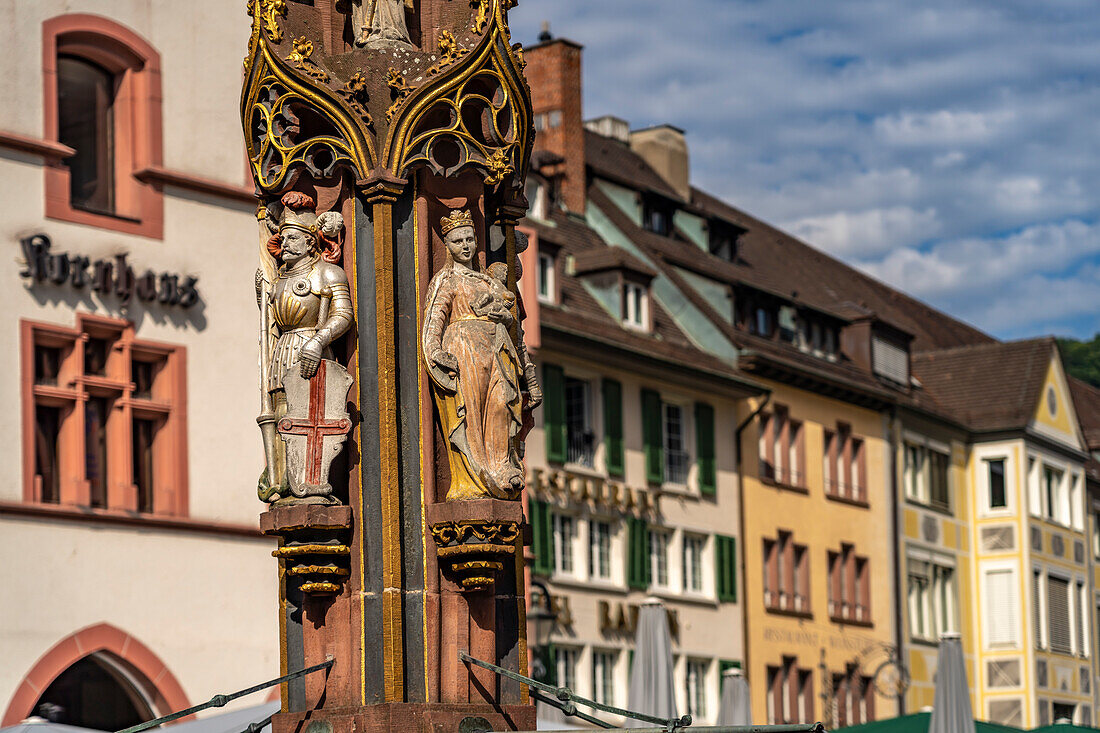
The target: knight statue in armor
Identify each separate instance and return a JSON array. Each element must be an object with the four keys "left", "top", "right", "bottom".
[{"left": 256, "top": 192, "right": 354, "bottom": 504}]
